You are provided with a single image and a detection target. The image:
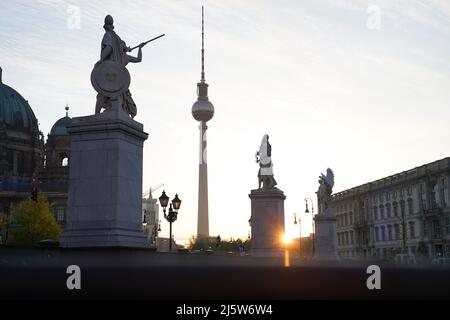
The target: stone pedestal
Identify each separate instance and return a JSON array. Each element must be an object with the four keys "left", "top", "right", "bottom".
[
  {"left": 313, "top": 208, "right": 338, "bottom": 260},
  {"left": 249, "top": 188, "right": 286, "bottom": 257},
  {"left": 60, "top": 107, "right": 149, "bottom": 248}
]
